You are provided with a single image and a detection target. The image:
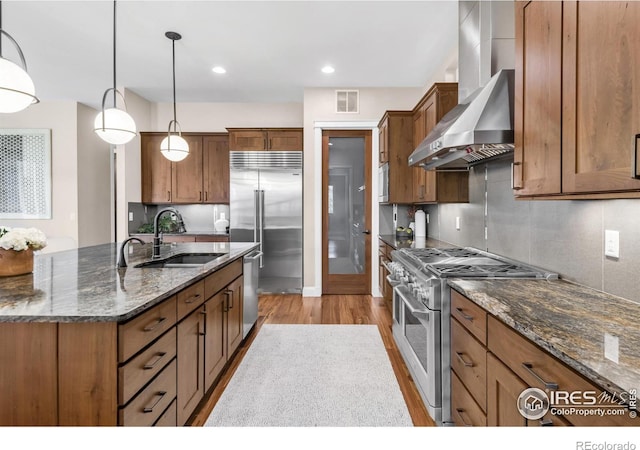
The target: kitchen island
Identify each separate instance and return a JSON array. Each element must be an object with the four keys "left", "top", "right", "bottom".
[{"left": 0, "top": 241, "right": 258, "bottom": 426}]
